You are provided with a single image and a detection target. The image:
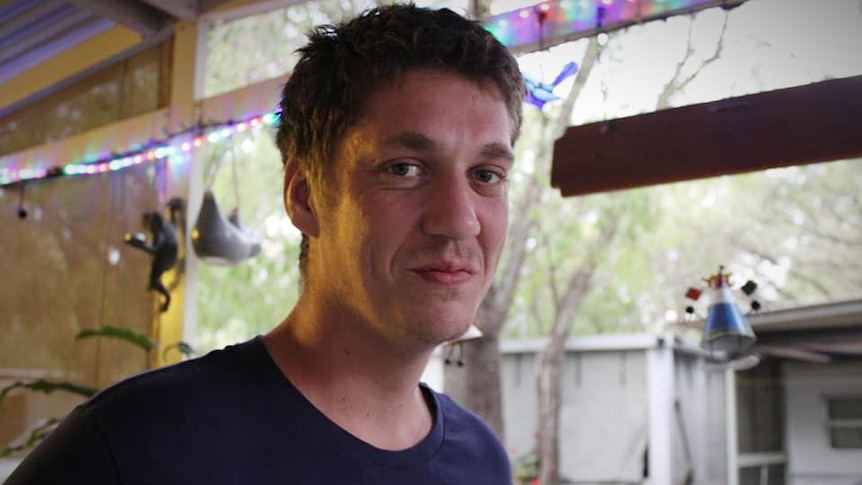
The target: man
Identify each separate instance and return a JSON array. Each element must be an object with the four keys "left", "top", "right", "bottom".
[{"left": 6, "top": 4, "right": 525, "bottom": 484}]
